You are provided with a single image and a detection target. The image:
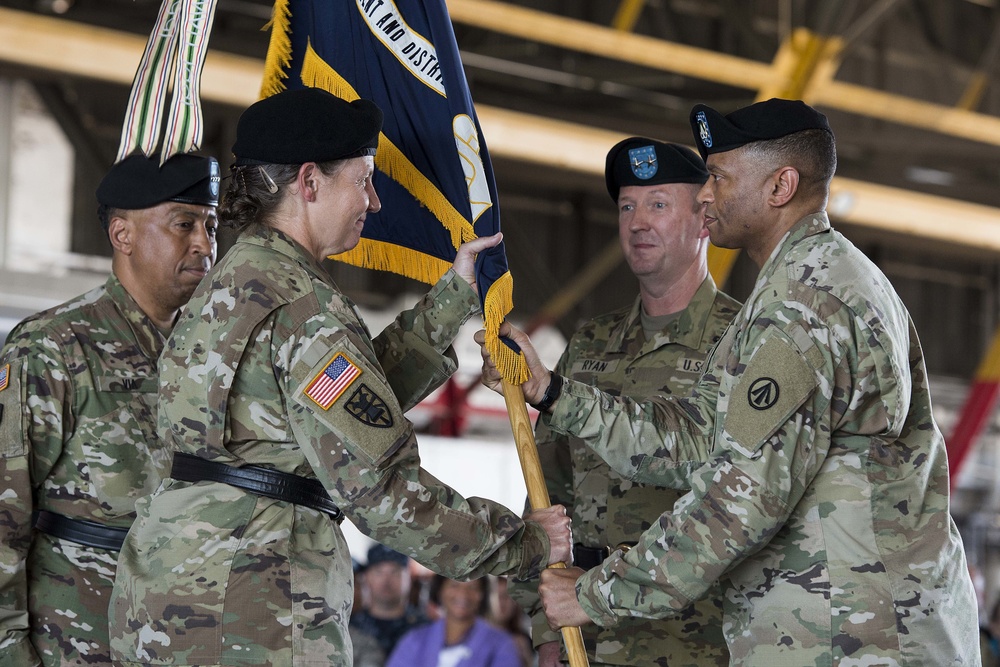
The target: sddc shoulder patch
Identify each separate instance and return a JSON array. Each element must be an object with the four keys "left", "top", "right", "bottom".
[
  {"left": 724, "top": 332, "right": 817, "bottom": 458},
  {"left": 344, "top": 384, "right": 394, "bottom": 428},
  {"left": 304, "top": 352, "right": 362, "bottom": 410}
]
